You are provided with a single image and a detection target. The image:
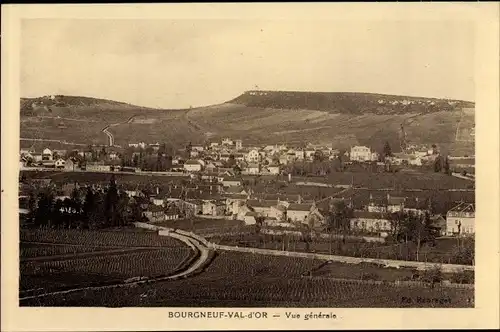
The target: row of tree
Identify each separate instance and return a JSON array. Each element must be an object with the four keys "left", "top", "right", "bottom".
[{"left": 25, "top": 176, "right": 145, "bottom": 229}]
